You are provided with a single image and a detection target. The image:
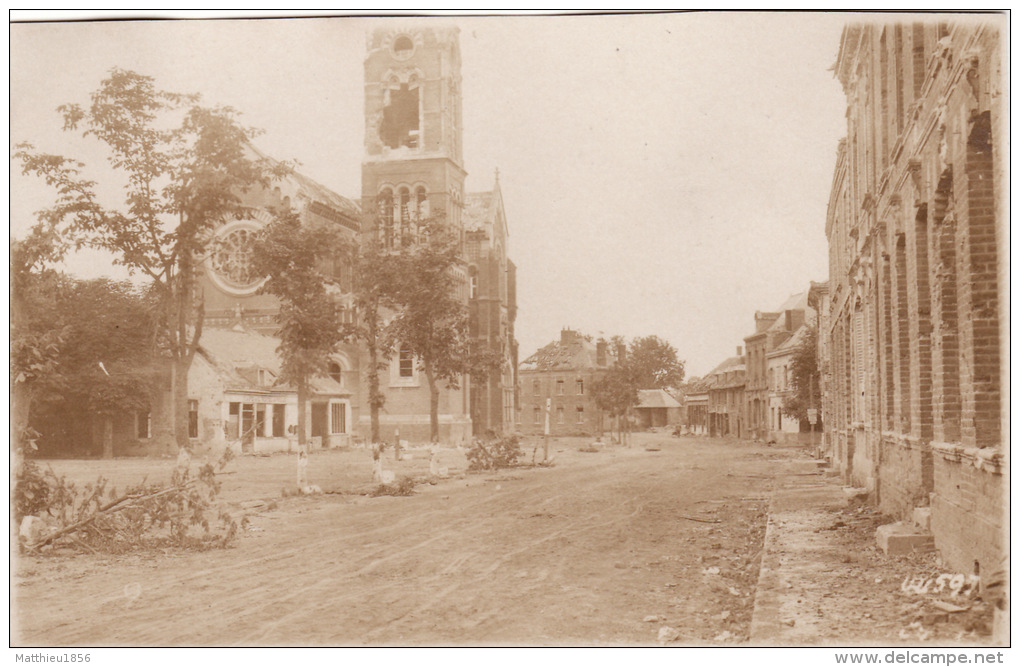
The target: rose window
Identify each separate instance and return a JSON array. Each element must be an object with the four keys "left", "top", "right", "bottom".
[{"left": 208, "top": 224, "right": 262, "bottom": 293}]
